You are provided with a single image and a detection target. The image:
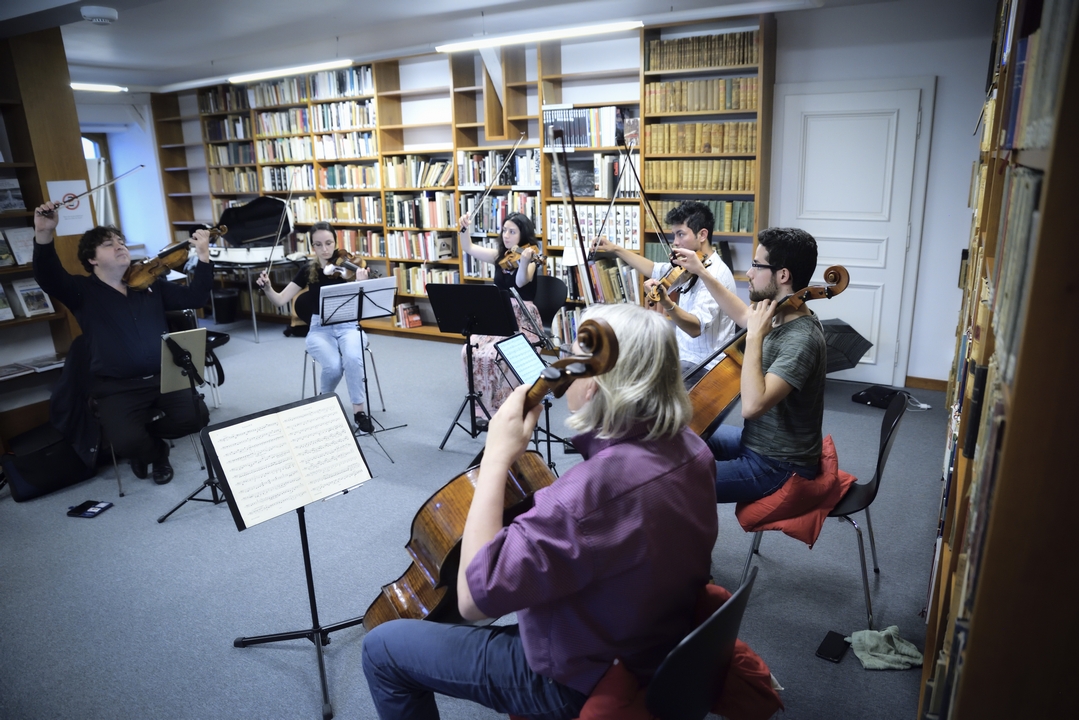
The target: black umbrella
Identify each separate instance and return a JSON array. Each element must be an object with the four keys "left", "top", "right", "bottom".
[{"left": 820, "top": 318, "right": 873, "bottom": 373}]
